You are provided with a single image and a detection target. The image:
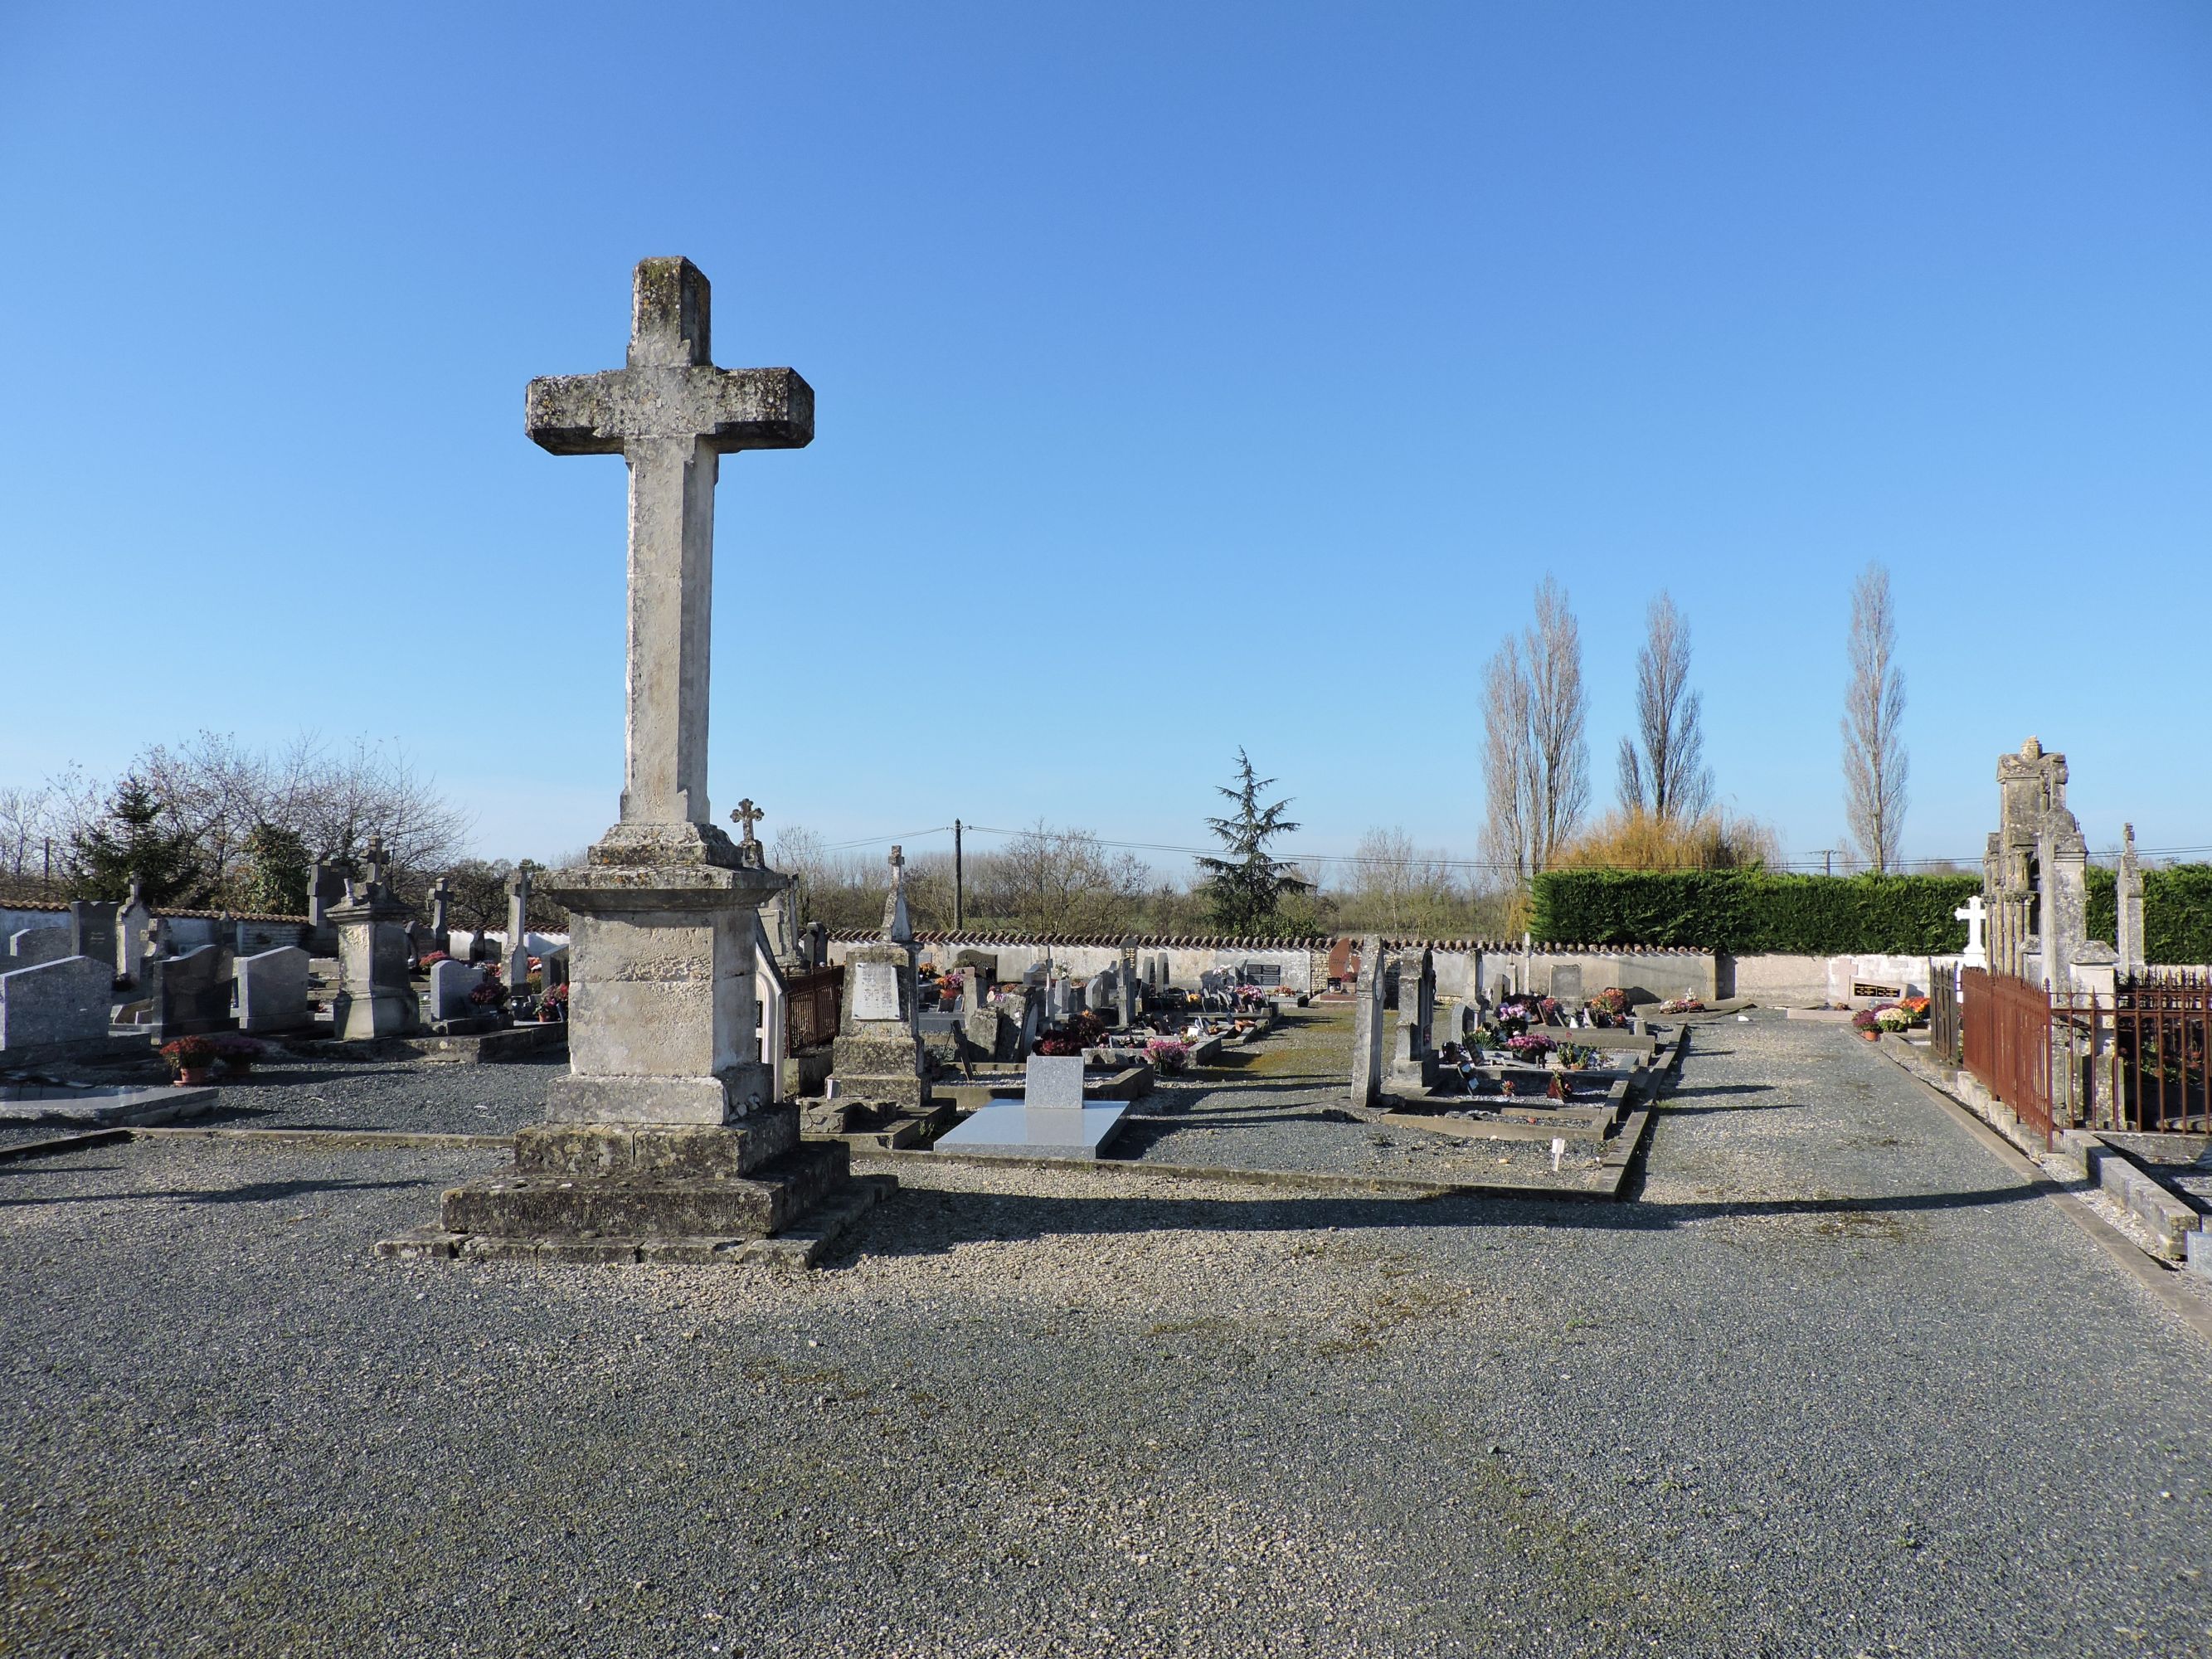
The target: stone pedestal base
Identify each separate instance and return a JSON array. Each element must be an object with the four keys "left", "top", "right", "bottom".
[
  {"left": 333, "top": 986, "right": 420, "bottom": 1041},
  {"left": 829, "top": 1033, "right": 932, "bottom": 1114},
  {"left": 376, "top": 1107, "right": 887, "bottom": 1267}
]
